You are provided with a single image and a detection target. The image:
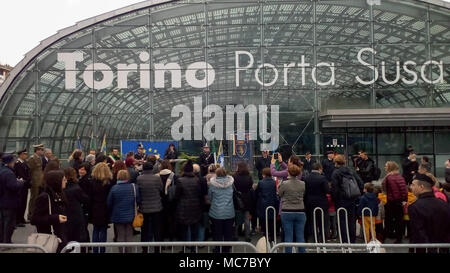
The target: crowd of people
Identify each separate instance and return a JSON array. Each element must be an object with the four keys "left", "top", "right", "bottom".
[{"left": 1, "top": 143, "right": 450, "bottom": 253}]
